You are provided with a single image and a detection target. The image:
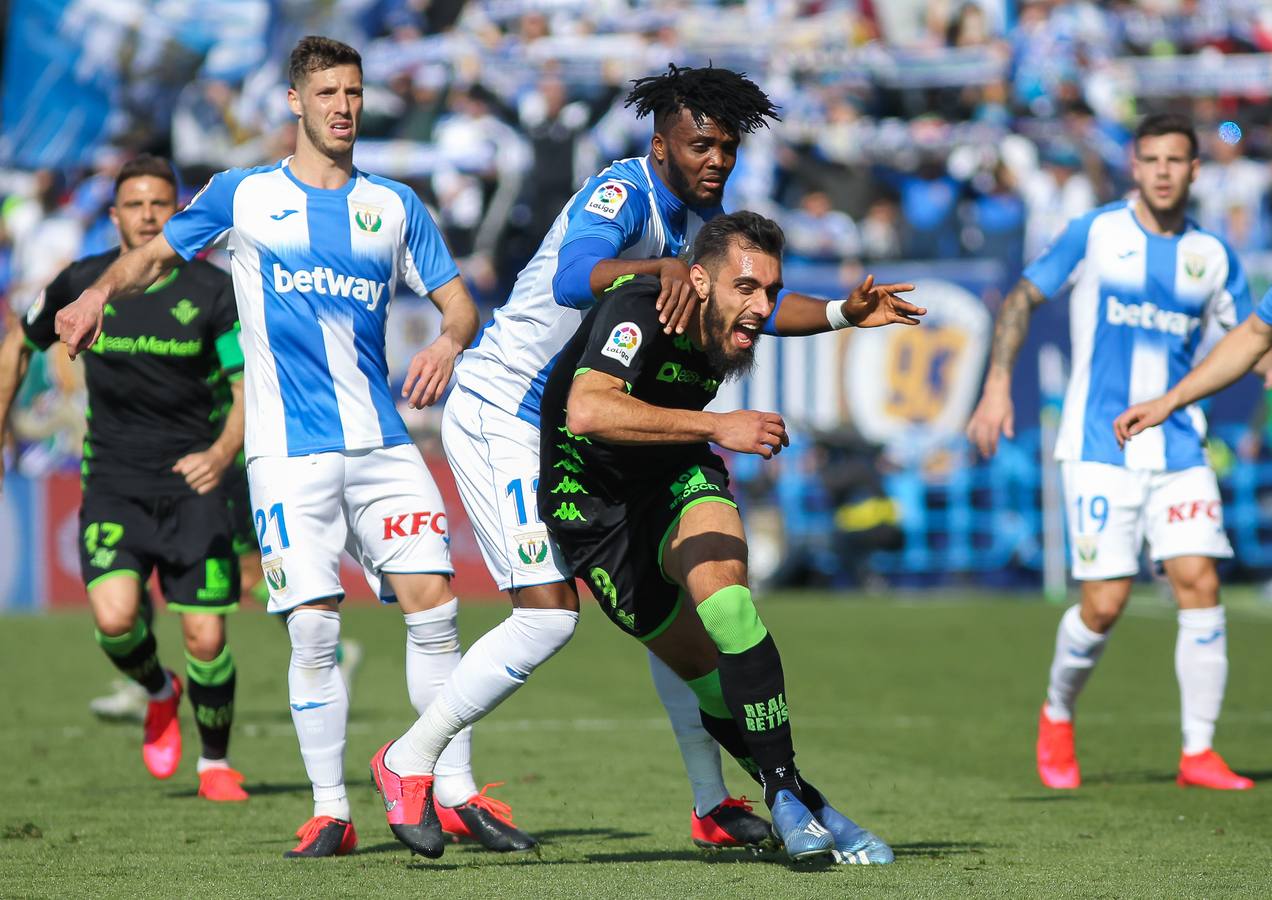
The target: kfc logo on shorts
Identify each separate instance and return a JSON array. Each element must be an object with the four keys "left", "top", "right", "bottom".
[
  {"left": 1166, "top": 500, "right": 1220, "bottom": 524},
  {"left": 383, "top": 511, "right": 448, "bottom": 539}
]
